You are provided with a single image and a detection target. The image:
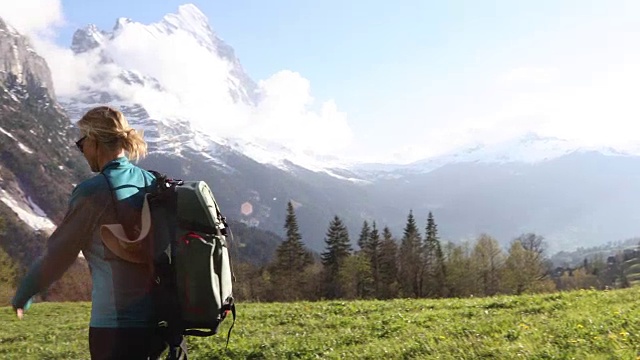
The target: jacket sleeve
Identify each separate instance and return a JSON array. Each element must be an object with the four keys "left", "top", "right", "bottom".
[{"left": 11, "top": 185, "right": 108, "bottom": 309}]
